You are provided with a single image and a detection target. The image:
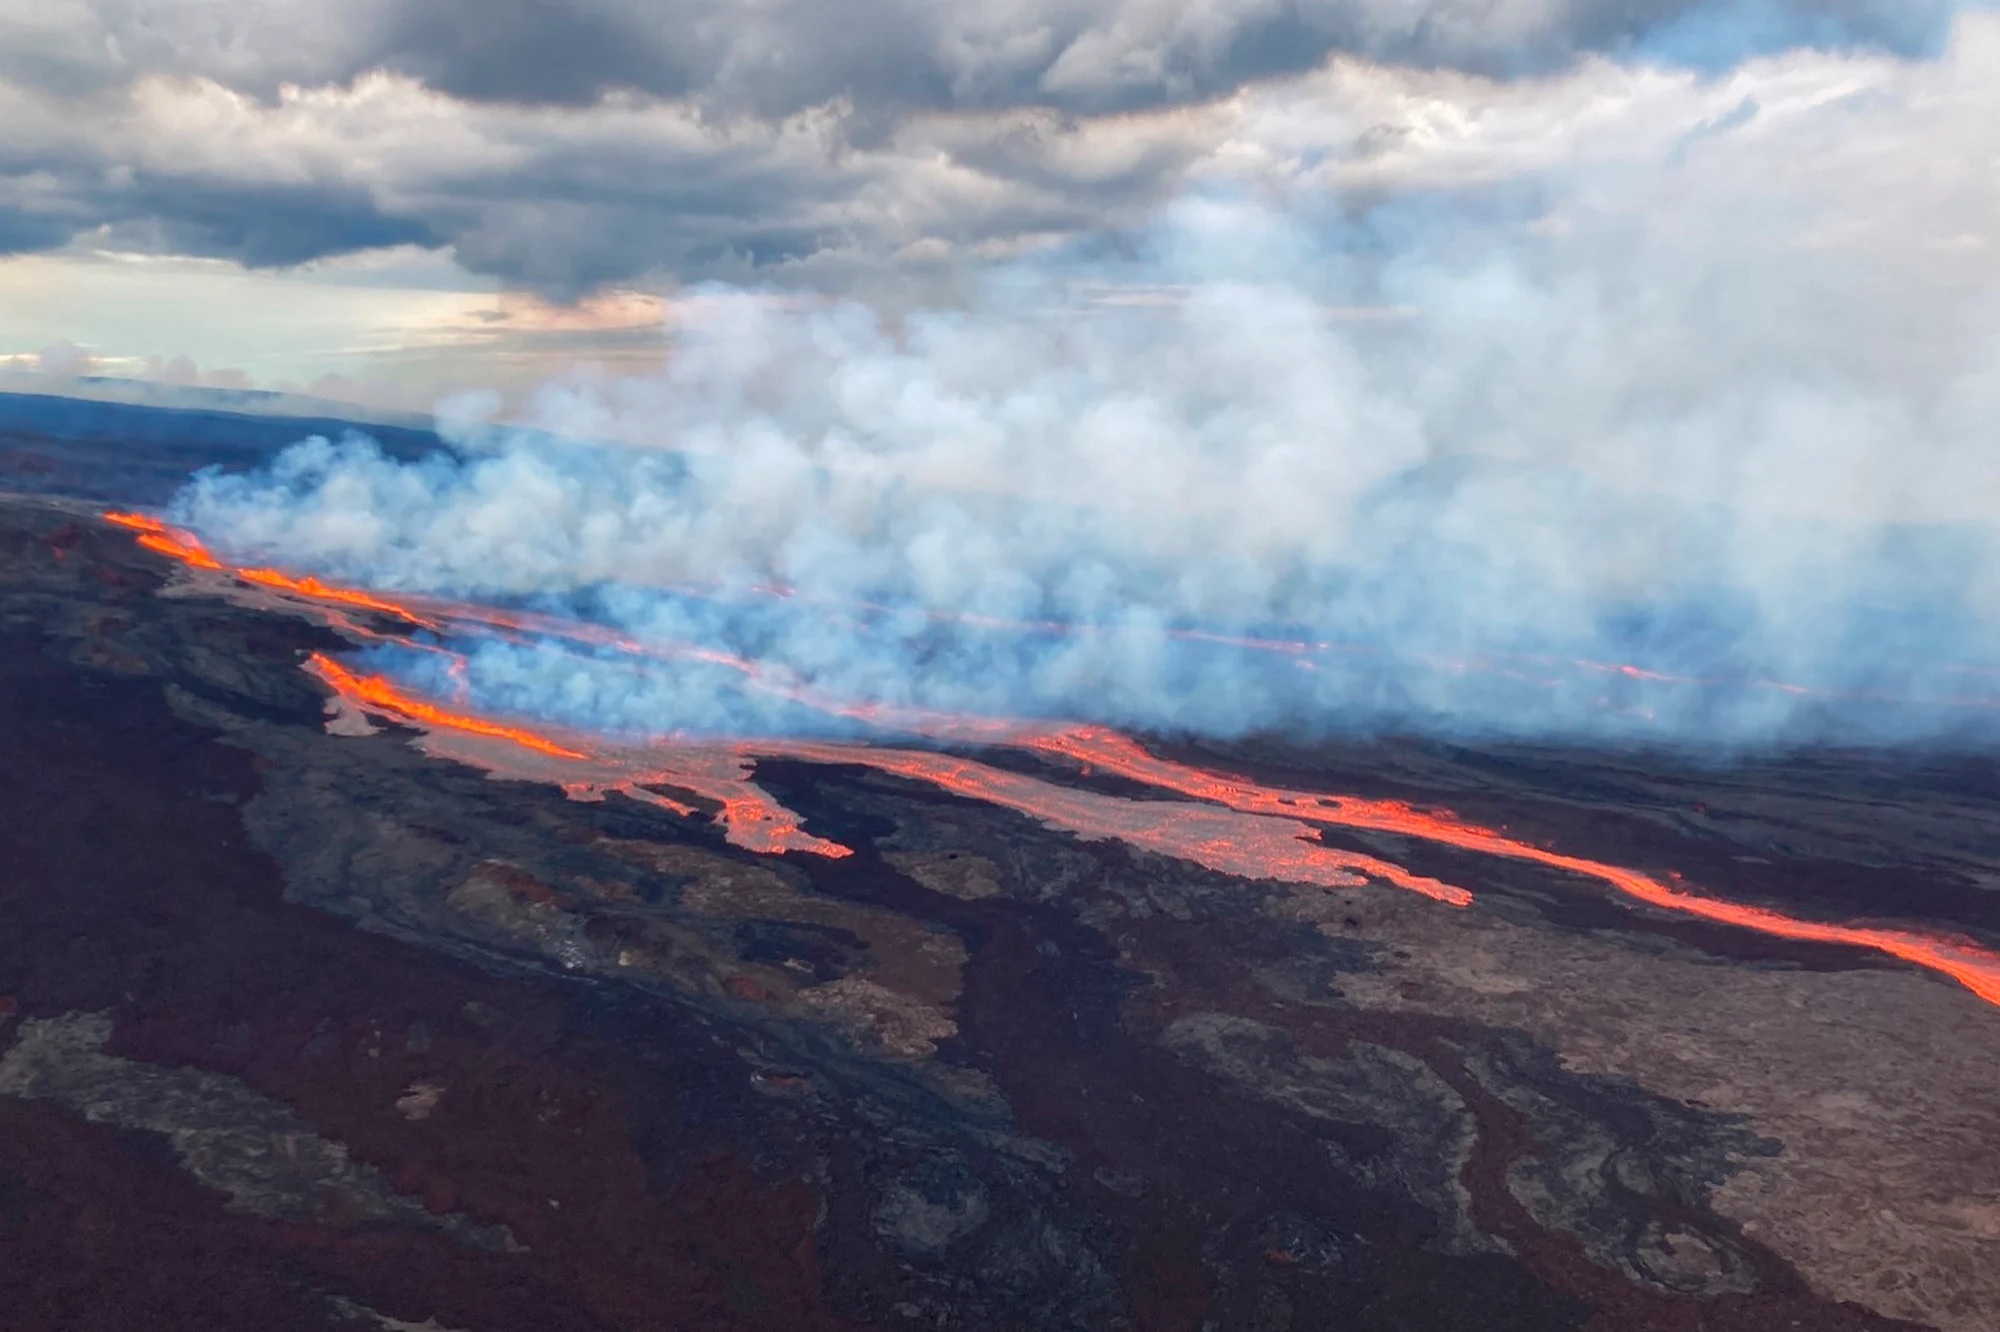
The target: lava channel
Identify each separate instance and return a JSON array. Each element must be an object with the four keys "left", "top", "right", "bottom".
[
  {"left": 1027, "top": 727, "right": 2000, "bottom": 1007},
  {"left": 103, "top": 509, "right": 2000, "bottom": 1006}
]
